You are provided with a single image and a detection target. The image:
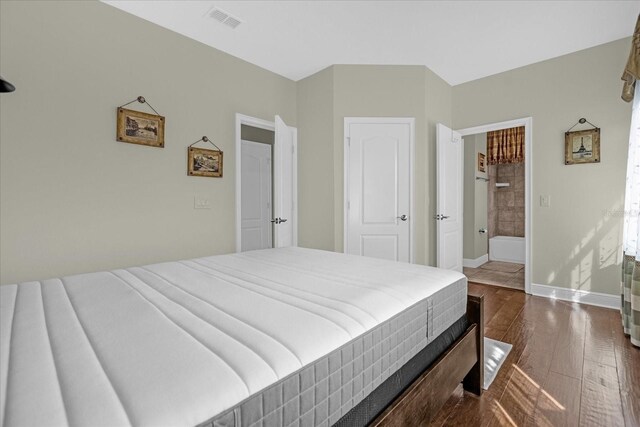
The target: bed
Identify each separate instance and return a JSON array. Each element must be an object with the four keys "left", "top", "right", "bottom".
[{"left": 0, "top": 247, "right": 483, "bottom": 427}]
